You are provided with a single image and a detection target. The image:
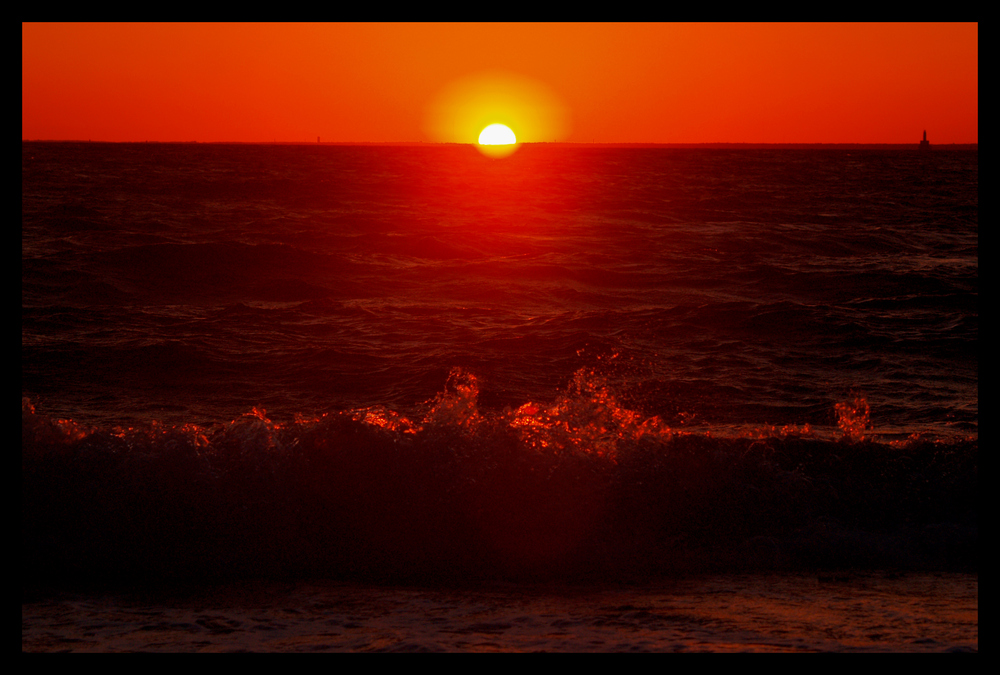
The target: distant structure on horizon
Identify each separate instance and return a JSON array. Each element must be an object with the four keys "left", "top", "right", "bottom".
[{"left": 919, "top": 130, "right": 931, "bottom": 151}]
